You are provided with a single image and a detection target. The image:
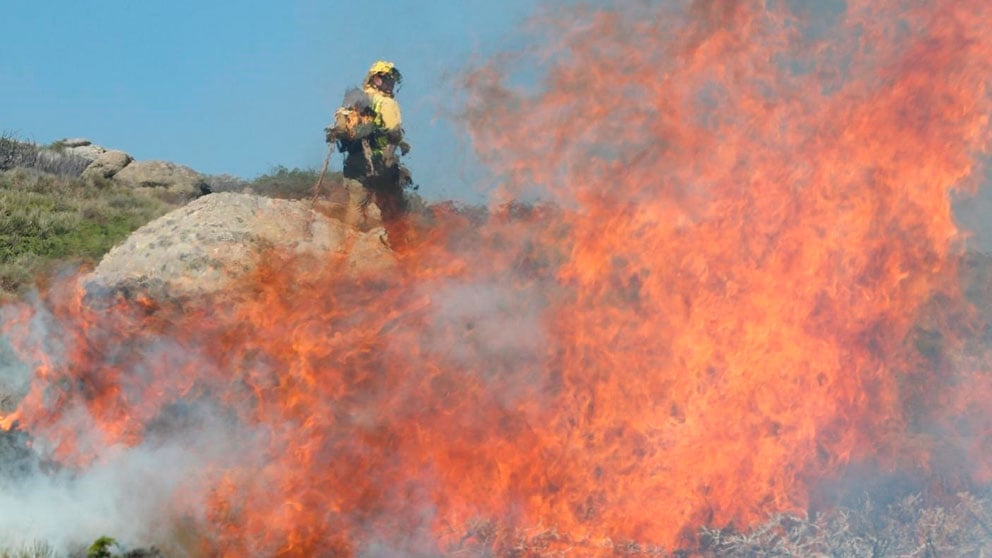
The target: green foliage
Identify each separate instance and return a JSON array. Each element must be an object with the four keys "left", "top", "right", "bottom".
[
  {"left": 0, "top": 168, "right": 174, "bottom": 294},
  {"left": 85, "top": 537, "right": 117, "bottom": 558},
  {"left": 247, "top": 165, "right": 337, "bottom": 199}
]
